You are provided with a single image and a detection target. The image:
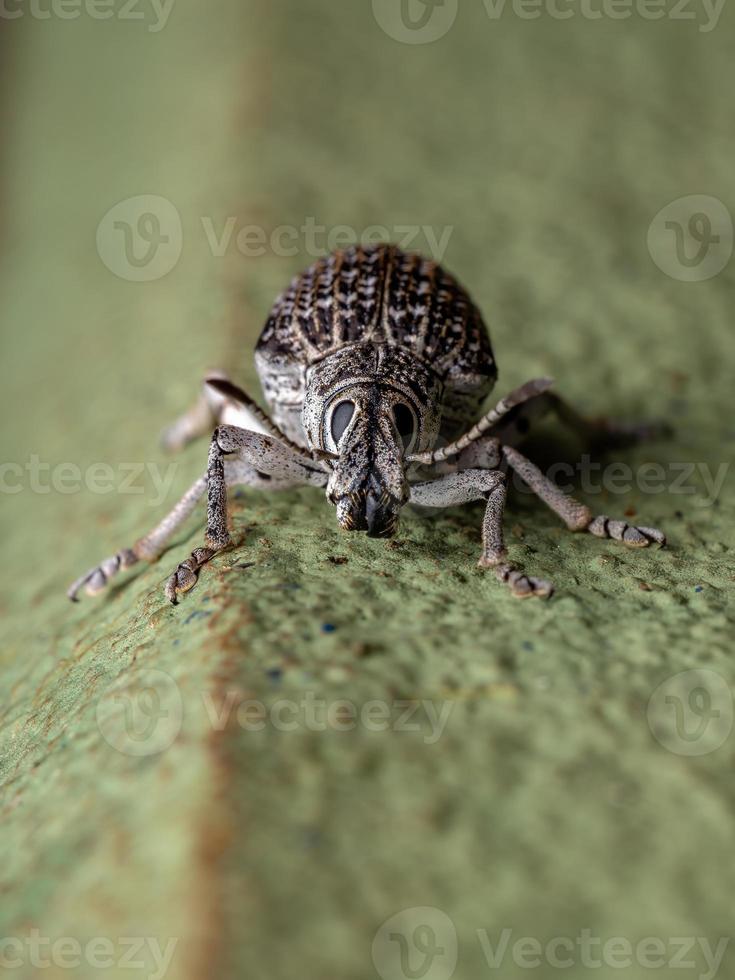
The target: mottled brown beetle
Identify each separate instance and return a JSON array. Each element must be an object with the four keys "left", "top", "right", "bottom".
[{"left": 68, "top": 244, "right": 666, "bottom": 604}]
